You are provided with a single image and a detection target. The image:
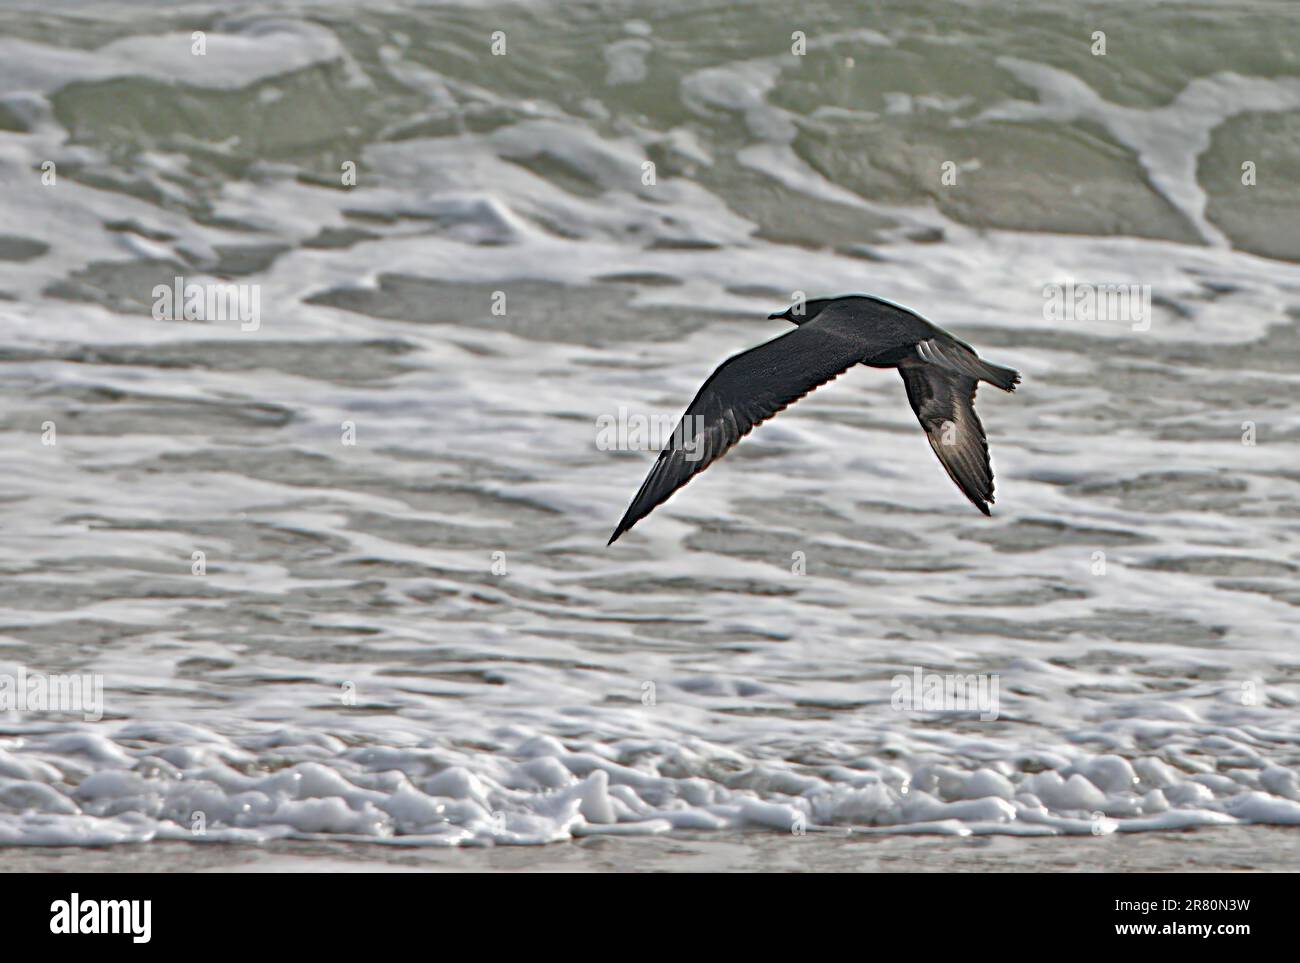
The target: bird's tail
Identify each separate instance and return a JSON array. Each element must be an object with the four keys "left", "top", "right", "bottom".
[{"left": 917, "top": 336, "right": 1021, "bottom": 392}]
